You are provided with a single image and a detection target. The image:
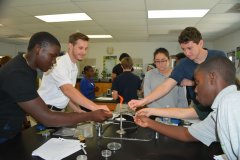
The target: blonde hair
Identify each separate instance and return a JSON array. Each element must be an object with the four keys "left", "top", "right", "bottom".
[{"left": 121, "top": 57, "right": 133, "bottom": 69}]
